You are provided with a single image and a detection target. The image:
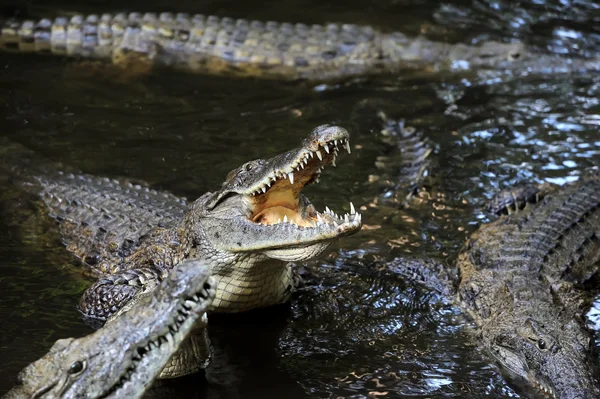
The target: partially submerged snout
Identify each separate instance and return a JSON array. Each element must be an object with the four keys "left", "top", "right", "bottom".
[
  {"left": 200, "top": 125, "right": 362, "bottom": 259},
  {"left": 489, "top": 319, "right": 600, "bottom": 399}
]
